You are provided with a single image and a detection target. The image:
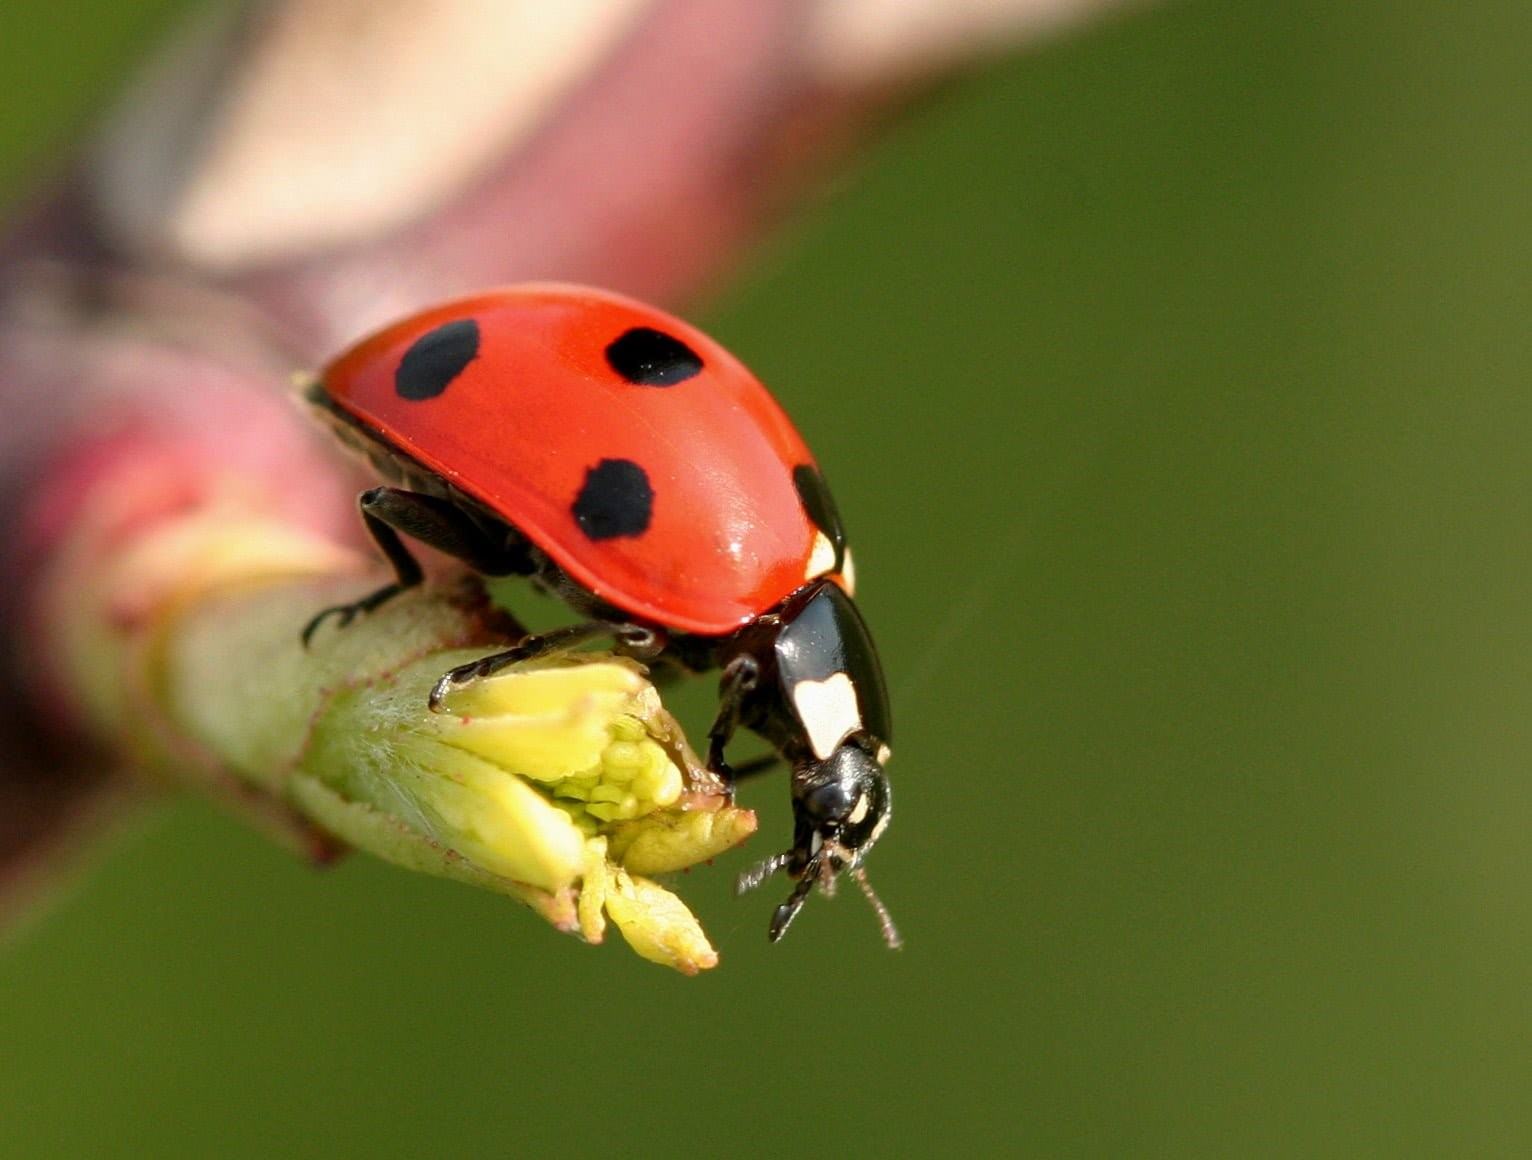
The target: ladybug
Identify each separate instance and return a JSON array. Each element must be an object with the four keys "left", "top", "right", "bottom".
[{"left": 302, "top": 284, "right": 898, "bottom": 946}]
